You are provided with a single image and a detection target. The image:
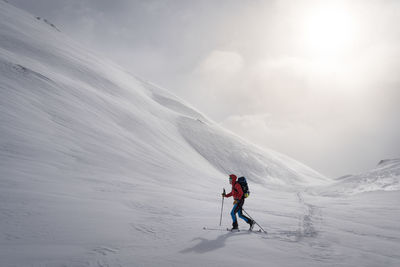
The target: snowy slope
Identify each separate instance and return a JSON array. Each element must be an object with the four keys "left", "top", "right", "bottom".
[
  {"left": 0, "top": 0, "right": 327, "bottom": 189},
  {"left": 1, "top": 1, "right": 399, "bottom": 267}
]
